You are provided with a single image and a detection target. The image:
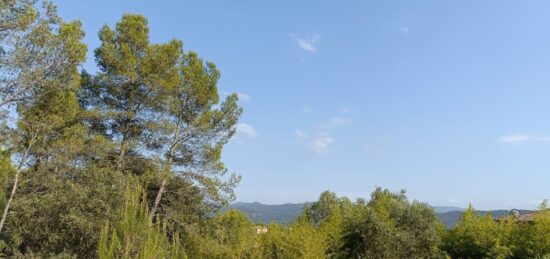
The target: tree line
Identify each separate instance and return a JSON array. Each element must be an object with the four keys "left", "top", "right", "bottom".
[
  {"left": 1, "top": 1, "right": 550, "bottom": 258},
  {"left": 192, "top": 189, "right": 549, "bottom": 259}
]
